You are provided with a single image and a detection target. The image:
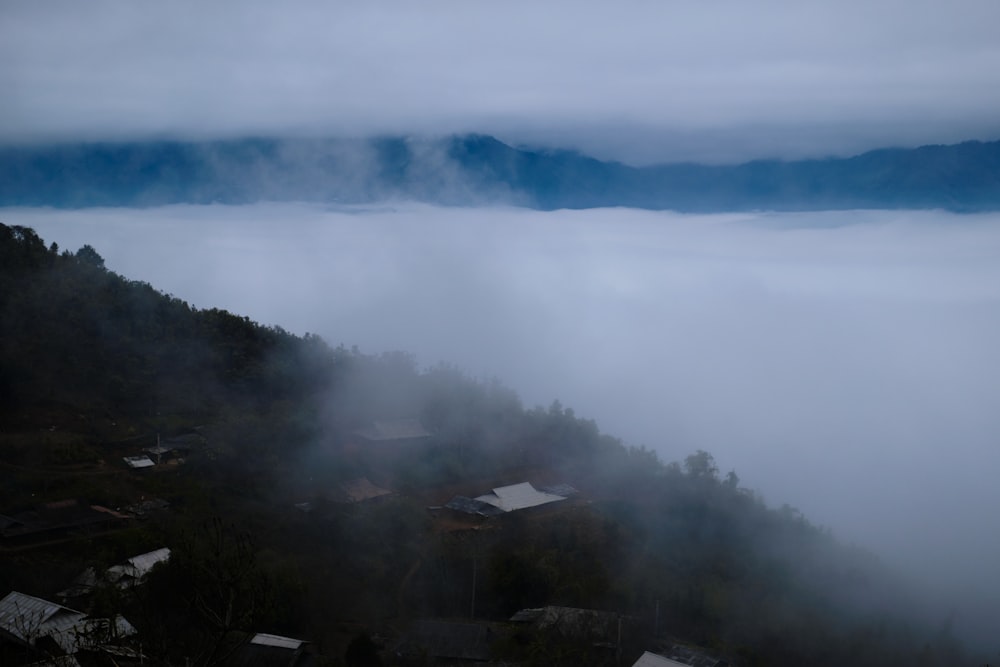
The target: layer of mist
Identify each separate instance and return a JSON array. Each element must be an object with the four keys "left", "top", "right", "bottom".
[{"left": 7, "top": 203, "right": 1000, "bottom": 645}]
